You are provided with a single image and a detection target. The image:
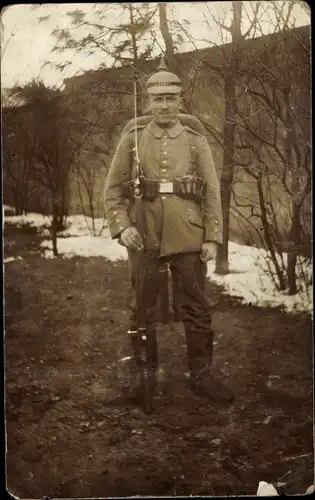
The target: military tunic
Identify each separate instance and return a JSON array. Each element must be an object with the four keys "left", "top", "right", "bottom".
[{"left": 104, "top": 119, "right": 223, "bottom": 256}]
